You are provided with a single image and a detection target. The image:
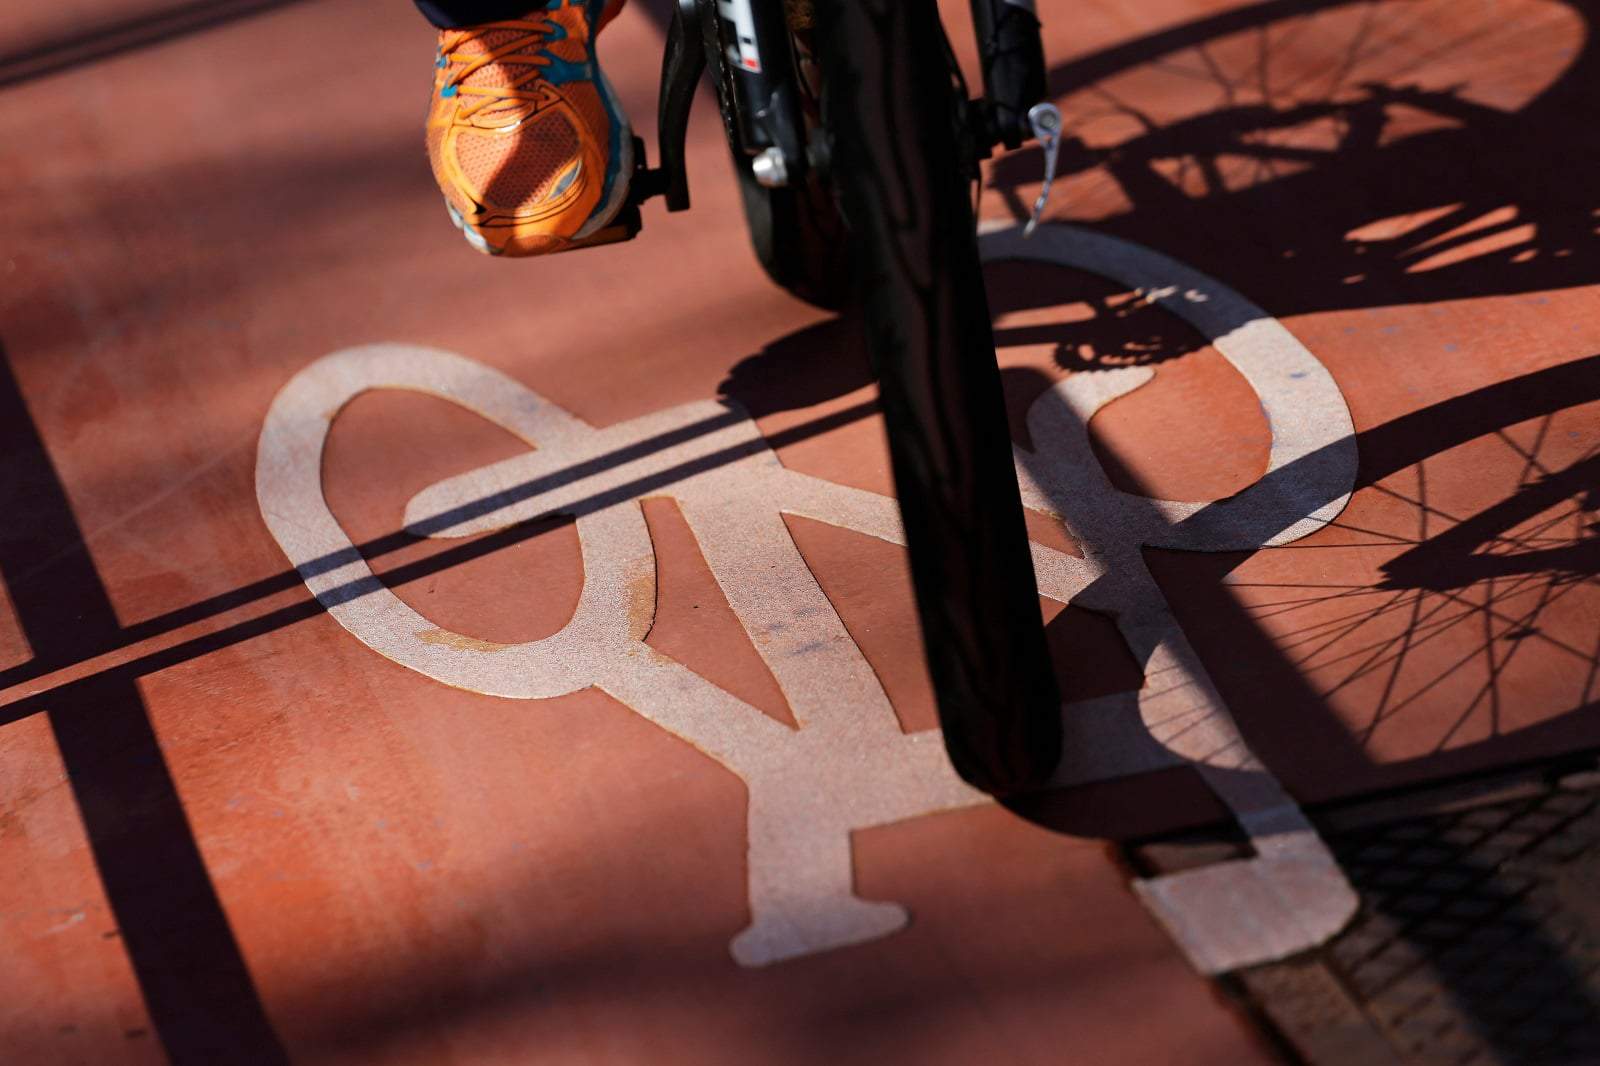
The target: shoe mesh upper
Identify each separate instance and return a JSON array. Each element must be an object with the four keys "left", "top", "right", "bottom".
[
  {"left": 456, "top": 116, "right": 580, "bottom": 212},
  {"left": 545, "top": 36, "right": 588, "bottom": 63},
  {"left": 447, "top": 30, "right": 522, "bottom": 89}
]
